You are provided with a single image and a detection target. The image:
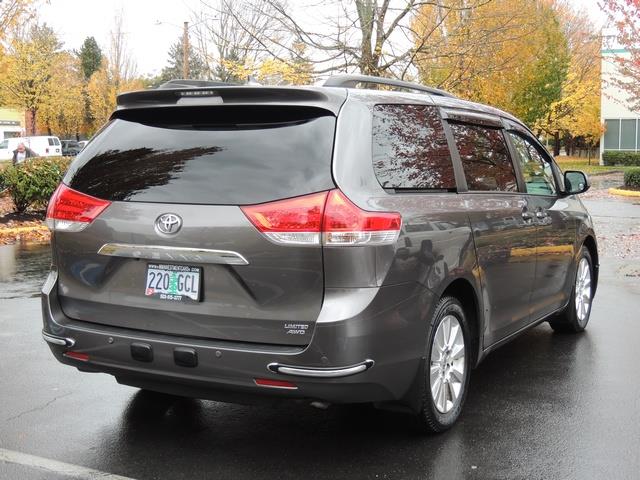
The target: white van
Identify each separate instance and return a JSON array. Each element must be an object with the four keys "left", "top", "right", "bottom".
[{"left": 0, "top": 136, "right": 62, "bottom": 161}]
